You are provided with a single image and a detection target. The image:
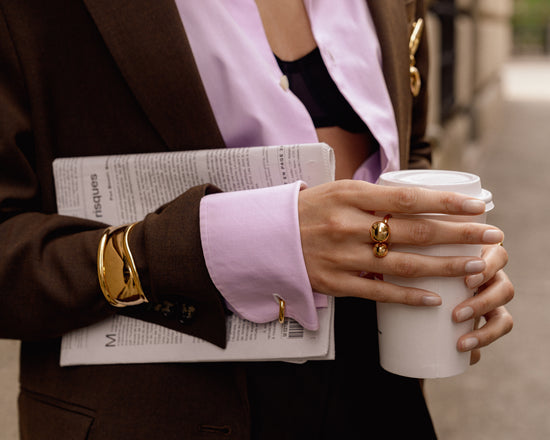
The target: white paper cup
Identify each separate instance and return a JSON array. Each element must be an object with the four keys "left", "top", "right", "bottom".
[{"left": 375, "top": 170, "right": 494, "bottom": 378}]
